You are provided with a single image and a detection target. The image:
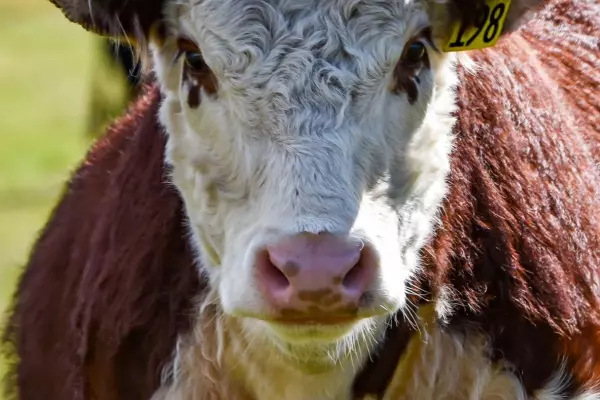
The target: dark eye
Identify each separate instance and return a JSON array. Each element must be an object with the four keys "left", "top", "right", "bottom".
[
  {"left": 402, "top": 41, "right": 426, "bottom": 64},
  {"left": 391, "top": 36, "right": 431, "bottom": 103},
  {"left": 184, "top": 51, "right": 209, "bottom": 72},
  {"left": 177, "top": 38, "right": 210, "bottom": 73}
]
